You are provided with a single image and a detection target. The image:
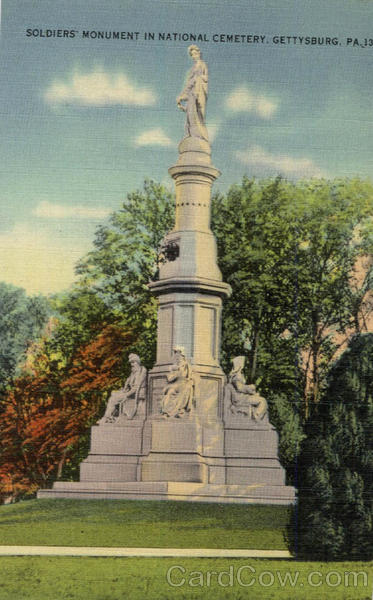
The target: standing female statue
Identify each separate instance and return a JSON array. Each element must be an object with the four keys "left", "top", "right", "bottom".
[{"left": 176, "top": 45, "right": 209, "bottom": 142}]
